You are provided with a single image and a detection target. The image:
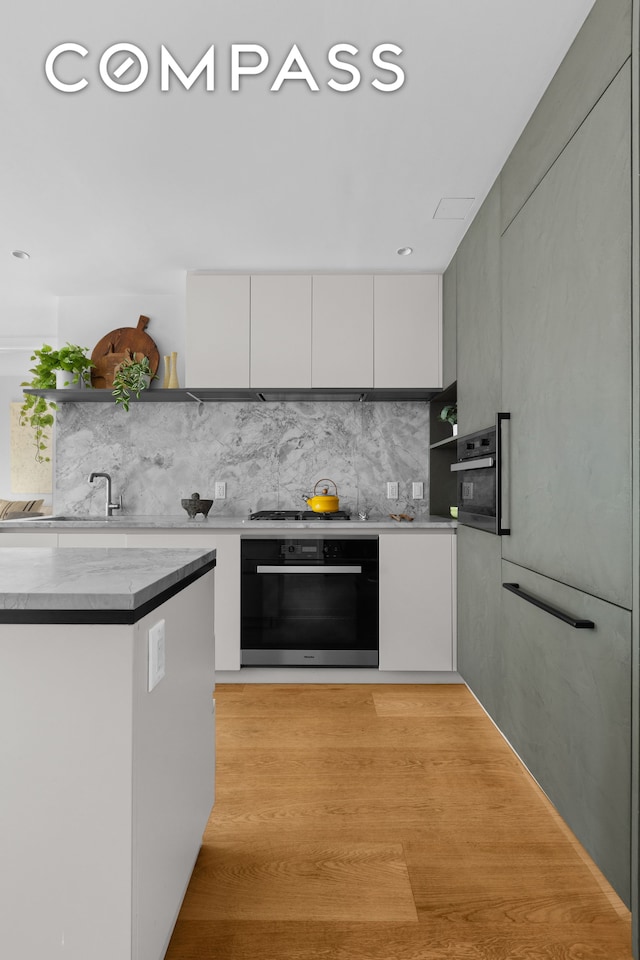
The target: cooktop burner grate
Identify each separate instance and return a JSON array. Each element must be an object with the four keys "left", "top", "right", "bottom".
[{"left": 249, "top": 510, "right": 352, "bottom": 521}]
